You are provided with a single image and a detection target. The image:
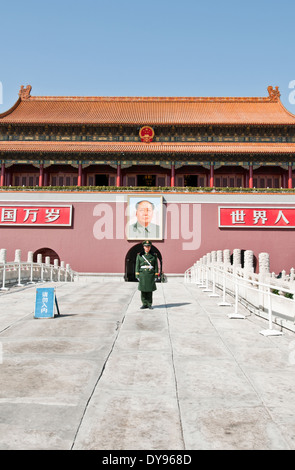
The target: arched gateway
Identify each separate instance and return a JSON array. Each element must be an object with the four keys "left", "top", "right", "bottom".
[
  {"left": 33, "top": 247, "right": 60, "bottom": 265},
  {"left": 125, "top": 243, "right": 163, "bottom": 282}
]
